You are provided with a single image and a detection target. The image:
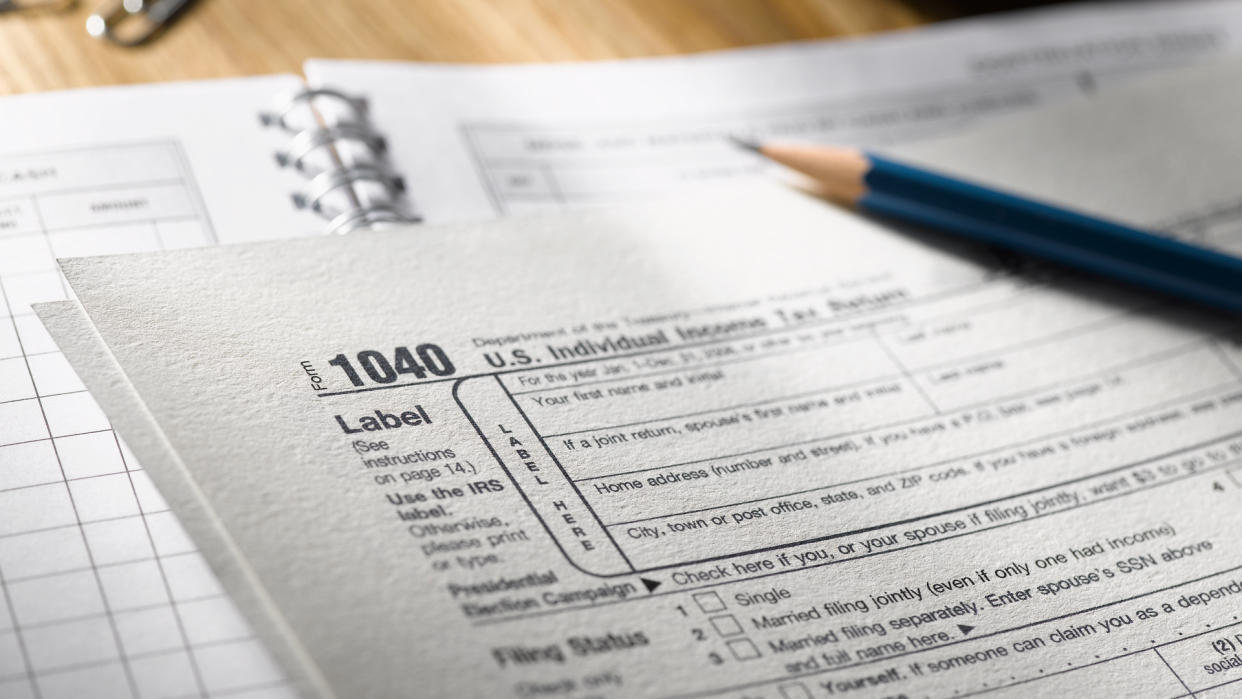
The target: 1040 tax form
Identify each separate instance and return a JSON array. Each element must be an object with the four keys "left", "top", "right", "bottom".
[
  {"left": 42, "top": 185, "right": 1242, "bottom": 698},
  {"left": 9, "top": 2, "right": 1242, "bottom": 694}
]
